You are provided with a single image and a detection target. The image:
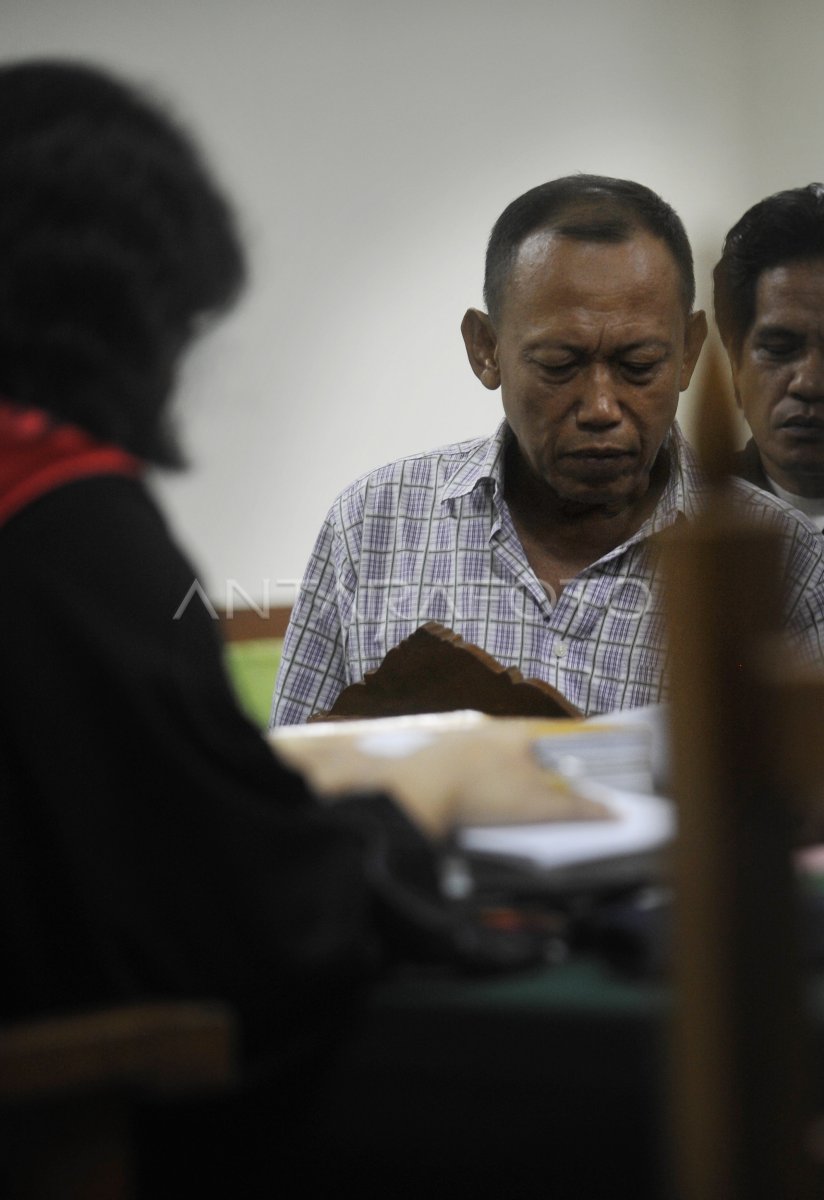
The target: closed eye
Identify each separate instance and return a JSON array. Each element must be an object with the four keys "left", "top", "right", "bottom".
[
  {"left": 534, "top": 359, "right": 578, "bottom": 381},
  {"left": 620, "top": 361, "right": 660, "bottom": 381},
  {"left": 754, "top": 326, "right": 804, "bottom": 359},
  {"left": 758, "top": 341, "right": 802, "bottom": 361}
]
